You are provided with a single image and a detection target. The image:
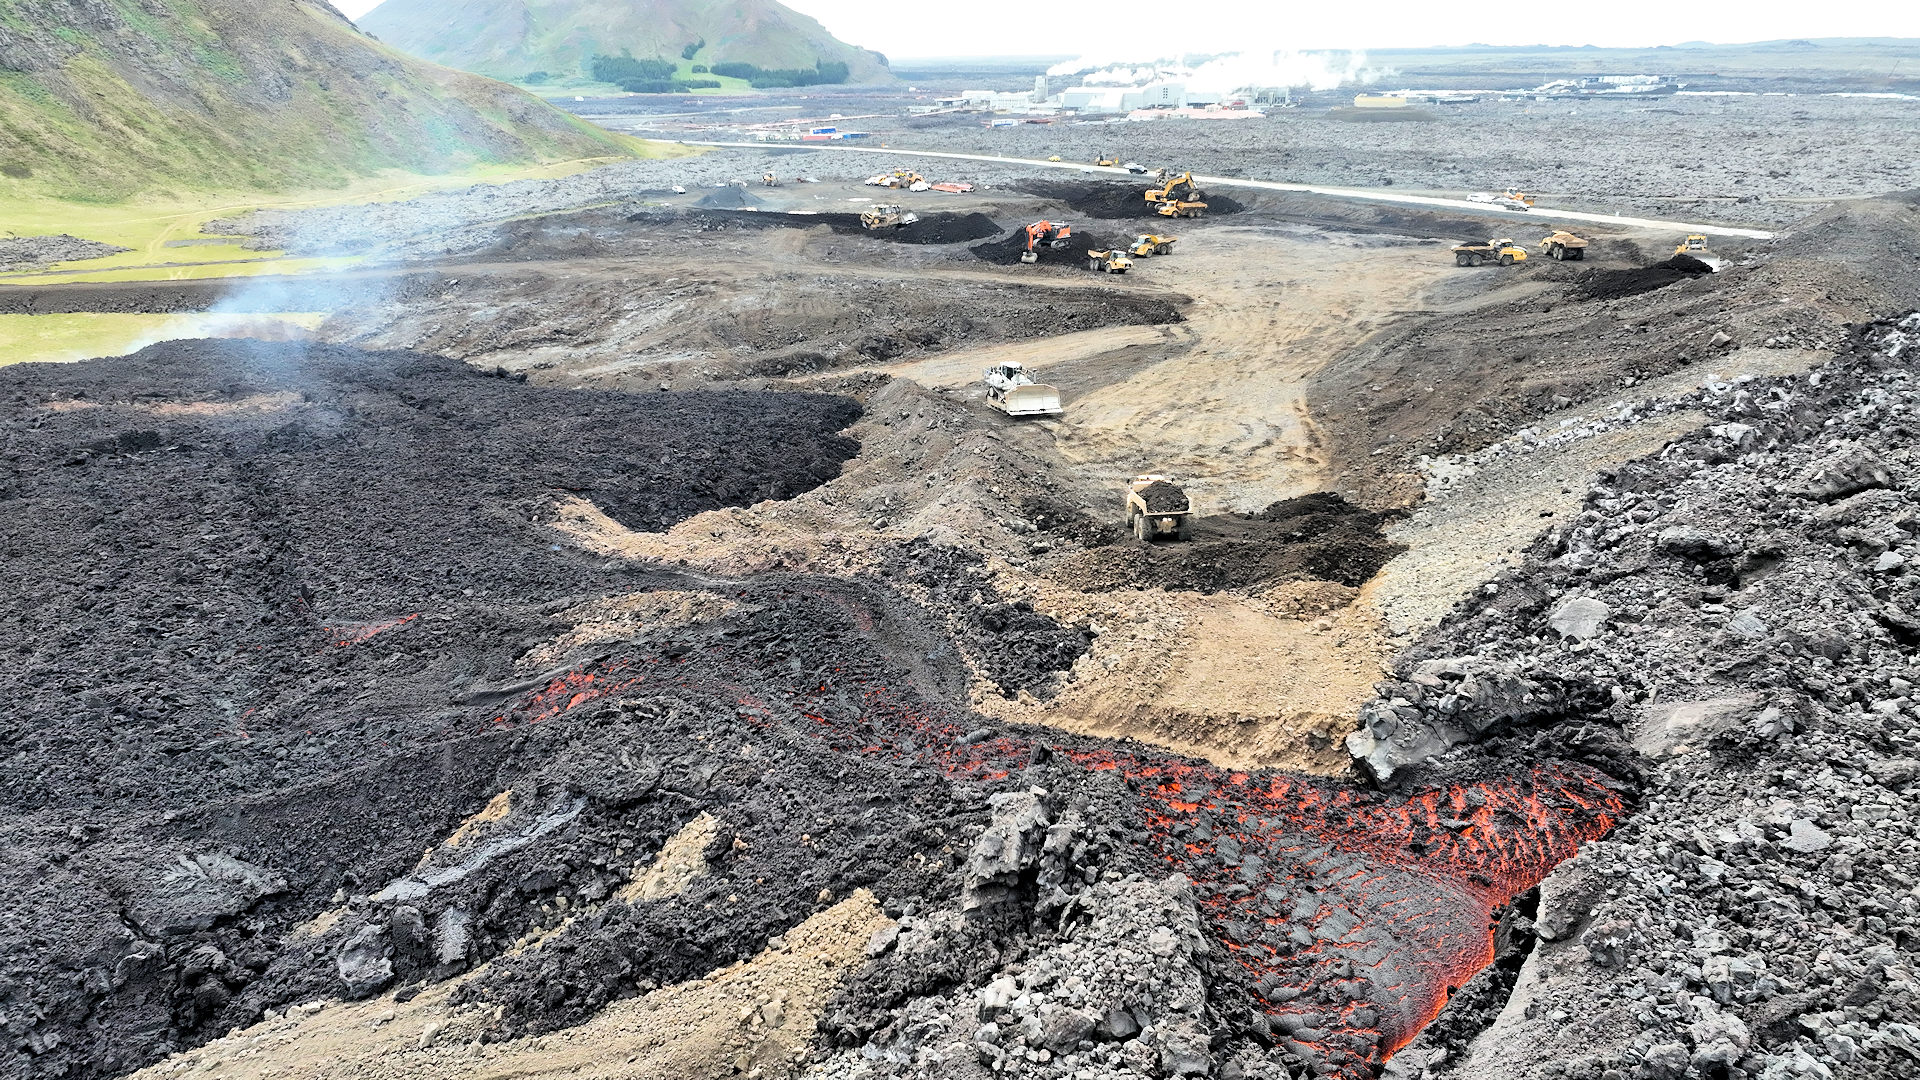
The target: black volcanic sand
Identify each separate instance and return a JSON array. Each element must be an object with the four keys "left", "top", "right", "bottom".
[
  {"left": 1012, "top": 179, "right": 1248, "bottom": 219},
  {"left": 1043, "top": 492, "right": 1407, "bottom": 593},
  {"left": 1575, "top": 253, "right": 1717, "bottom": 300},
  {"left": 636, "top": 207, "right": 1004, "bottom": 244},
  {"left": 0, "top": 338, "right": 1082, "bottom": 1076}
]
